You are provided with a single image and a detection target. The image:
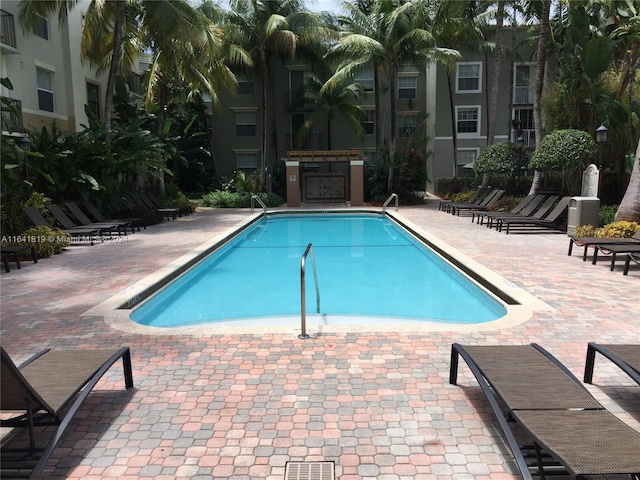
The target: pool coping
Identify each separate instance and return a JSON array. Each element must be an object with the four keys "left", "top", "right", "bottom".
[{"left": 83, "top": 208, "right": 554, "bottom": 336}]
